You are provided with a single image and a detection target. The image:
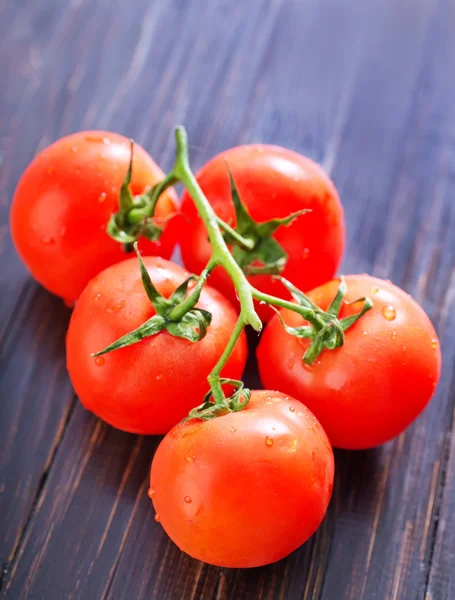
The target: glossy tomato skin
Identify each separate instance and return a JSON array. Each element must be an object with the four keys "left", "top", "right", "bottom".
[
  {"left": 257, "top": 275, "right": 442, "bottom": 449},
  {"left": 11, "top": 131, "right": 178, "bottom": 304},
  {"left": 66, "top": 256, "right": 247, "bottom": 434},
  {"left": 179, "top": 145, "right": 345, "bottom": 320},
  {"left": 150, "top": 391, "right": 334, "bottom": 568}
]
